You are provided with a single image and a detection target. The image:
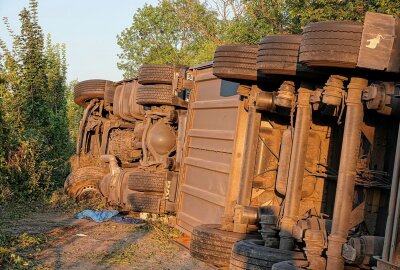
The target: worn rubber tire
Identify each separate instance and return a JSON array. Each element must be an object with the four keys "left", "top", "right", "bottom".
[
  {"left": 271, "top": 260, "right": 309, "bottom": 270},
  {"left": 299, "top": 21, "right": 363, "bottom": 68},
  {"left": 190, "top": 224, "right": 260, "bottom": 267},
  {"left": 74, "top": 79, "right": 110, "bottom": 107},
  {"left": 104, "top": 81, "right": 116, "bottom": 105},
  {"left": 64, "top": 166, "right": 108, "bottom": 201},
  {"left": 138, "top": 64, "right": 186, "bottom": 85},
  {"left": 127, "top": 170, "right": 166, "bottom": 193},
  {"left": 257, "top": 35, "right": 301, "bottom": 76},
  {"left": 213, "top": 45, "right": 257, "bottom": 81},
  {"left": 127, "top": 191, "right": 164, "bottom": 213},
  {"left": 136, "top": 84, "right": 174, "bottom": 105},
  {"left": 230, "top": 239, "right": 306, "bottom": 270}
]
